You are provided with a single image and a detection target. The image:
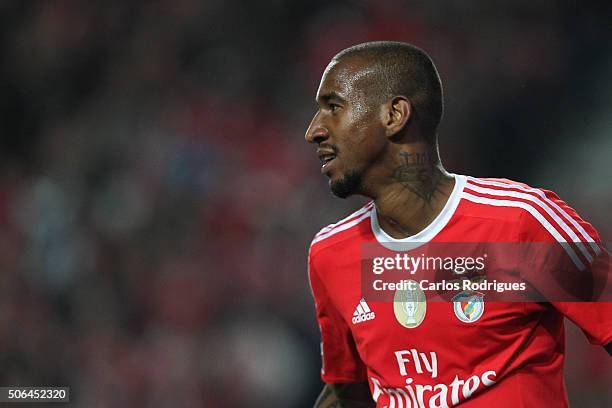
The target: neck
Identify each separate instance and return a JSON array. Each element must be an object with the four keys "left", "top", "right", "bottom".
[{"left": 368, "top": 143, "right": 454, "bottom": 239}]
